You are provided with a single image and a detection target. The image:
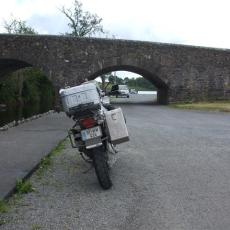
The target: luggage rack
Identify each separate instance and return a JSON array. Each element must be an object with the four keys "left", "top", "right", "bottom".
[{"left": 69, "top": 103, "right": 101, "bottom": 119}]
